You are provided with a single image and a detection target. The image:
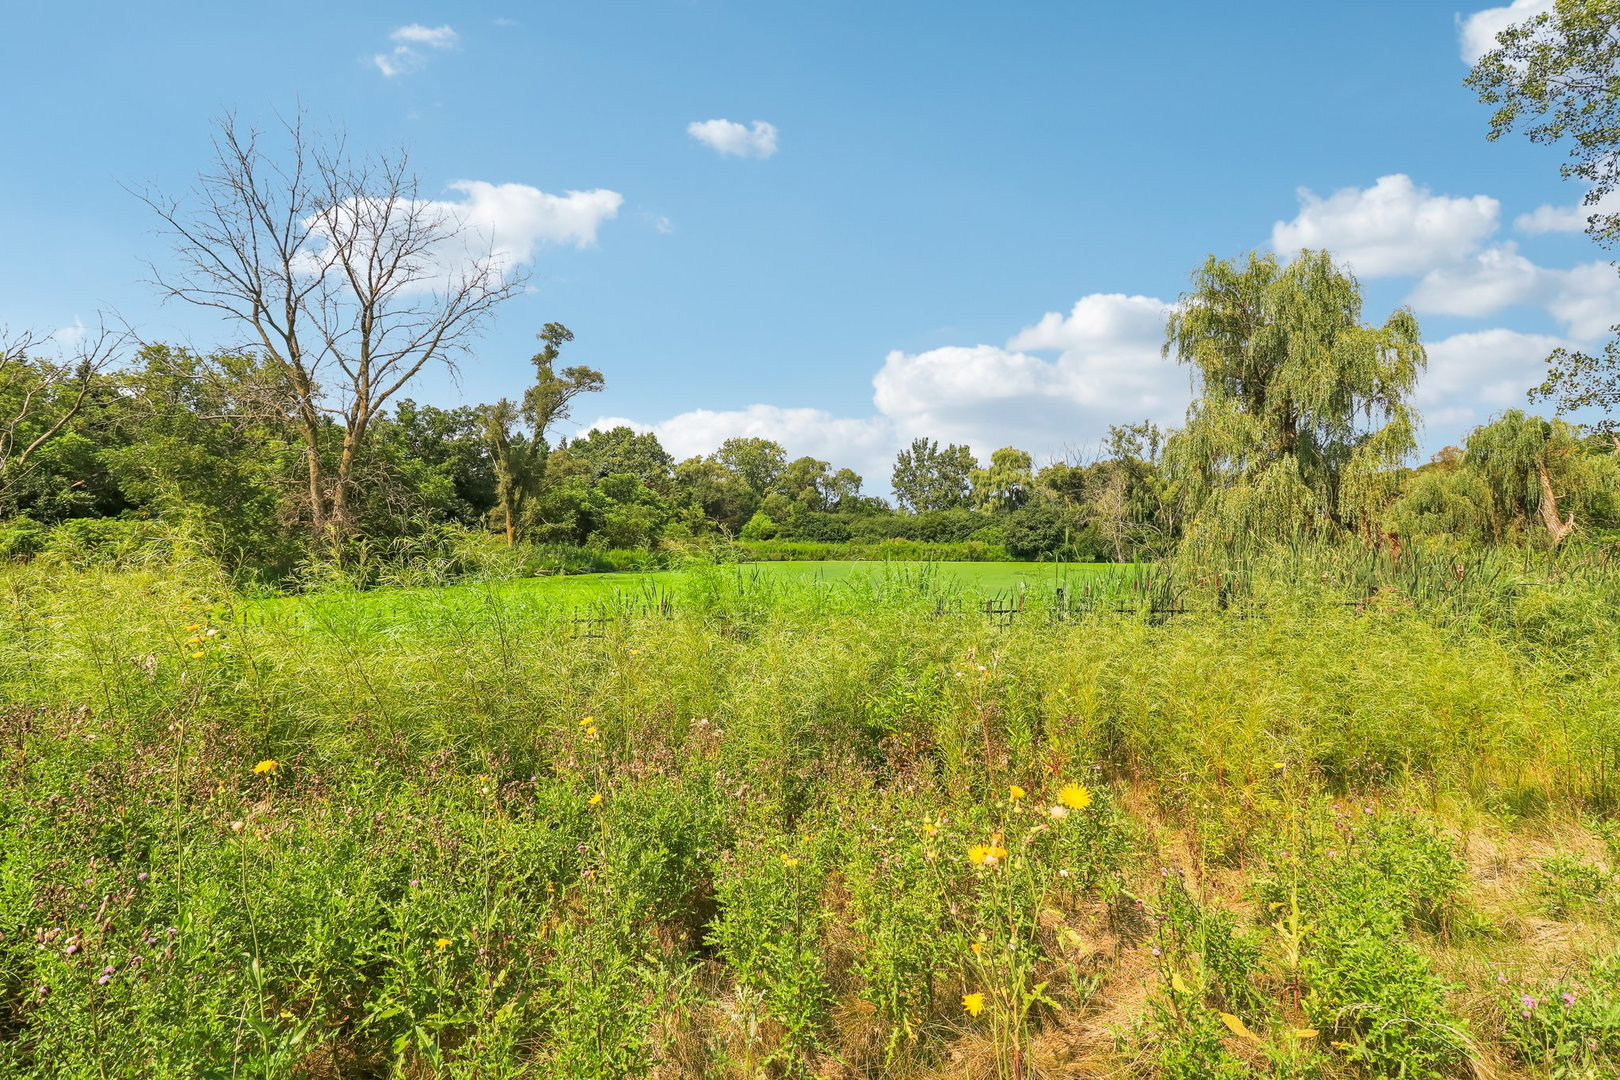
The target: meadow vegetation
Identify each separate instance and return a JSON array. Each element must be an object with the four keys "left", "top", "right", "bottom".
[{"left": 6, "top": 546, "right": 1620, "bottom": 1078}]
